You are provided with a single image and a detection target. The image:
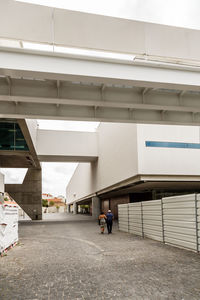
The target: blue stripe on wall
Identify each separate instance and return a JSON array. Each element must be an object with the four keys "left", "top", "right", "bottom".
[{"left": 145, "top": 141, "right": 200, "bottom": 149}]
